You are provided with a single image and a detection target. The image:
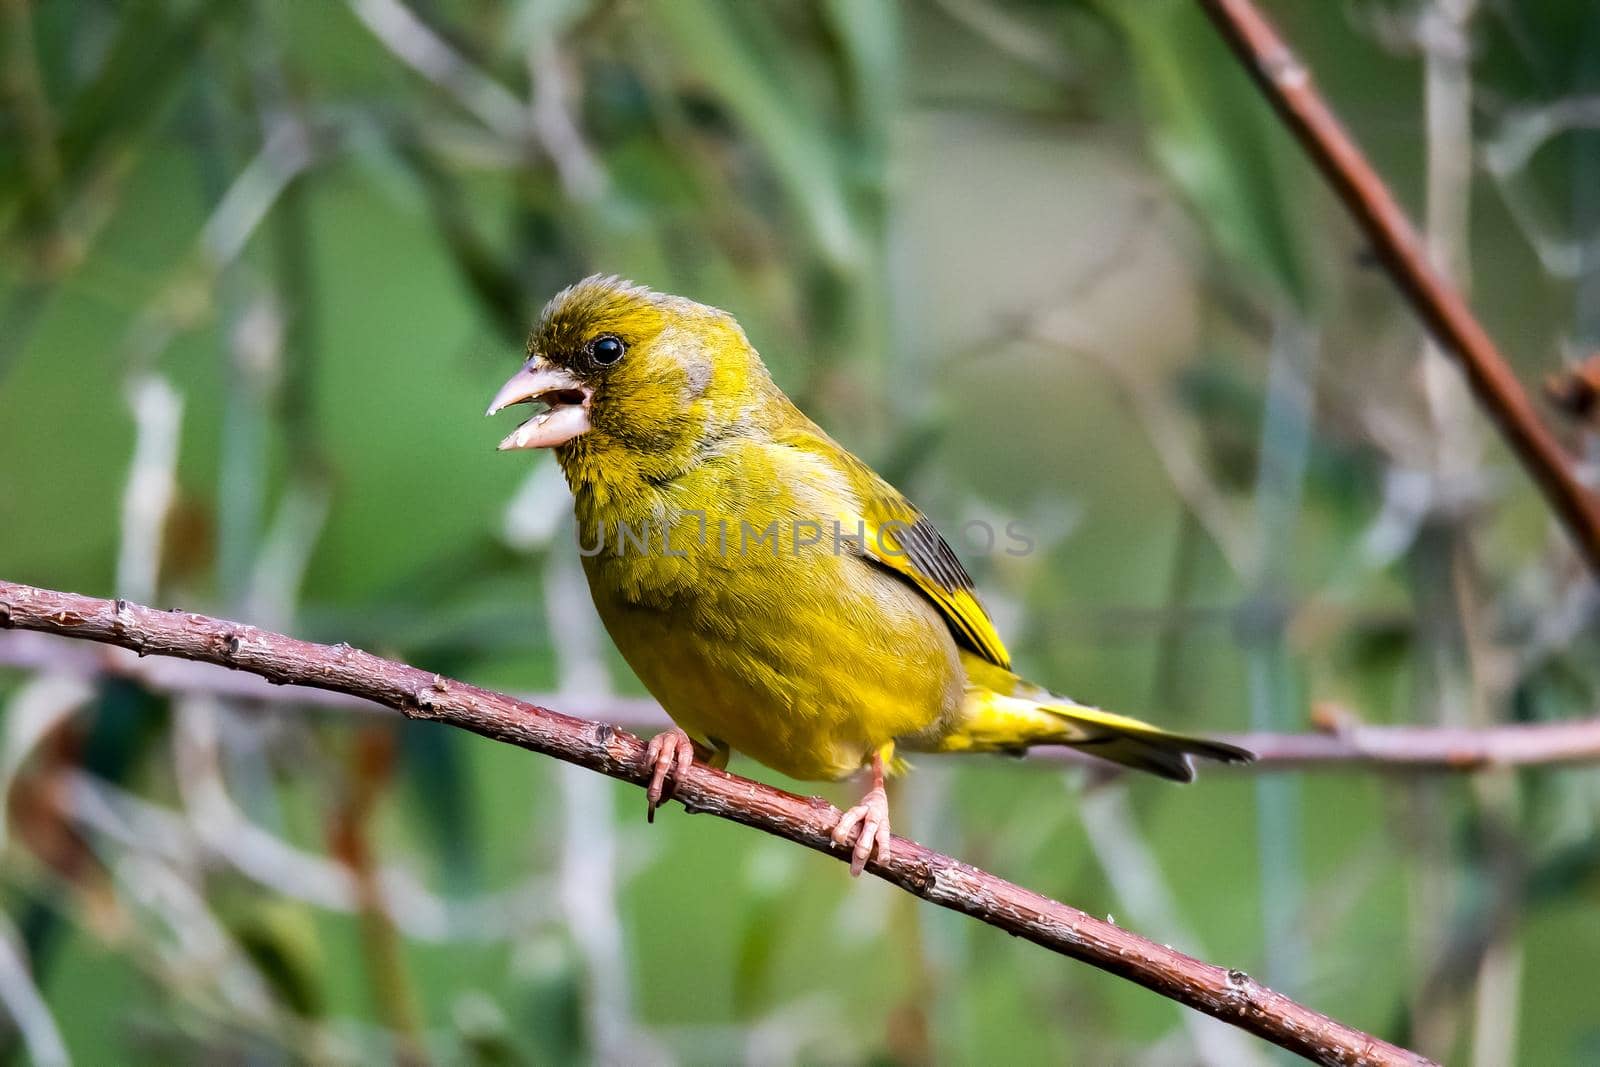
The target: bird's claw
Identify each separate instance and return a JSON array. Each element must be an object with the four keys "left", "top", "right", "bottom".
[
  {"left": 644, "top": 728, "right": 697, "bottom": 823},
  {"left": 831, "top": 784, "right": 891, "bottom": 877}
]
